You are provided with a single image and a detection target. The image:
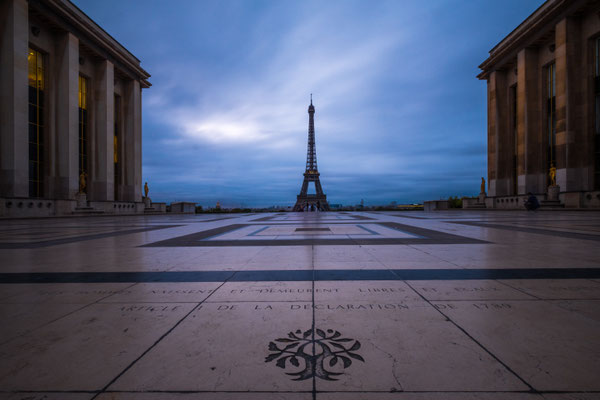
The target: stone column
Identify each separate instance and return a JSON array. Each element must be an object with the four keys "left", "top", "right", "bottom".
[
  {"left": 91, "top": 60, "right": 114, "bottom": 201},
  {"left": 54, "top": 32, "right": 79, "bottom": 199},
  {"left": 555, "top": 17, "right": 586, "bottom": 193},
  {"left": 490, "top": 70, "right": 509, "bottom": 196},
  {"left": 134, "top": 82, "right": 142, "bottom": 203},
  {"left": 517, "top": 47, "right": 542, "bottom": 194},
  {"left": 123, "top": 79, "right": 142, "bottom": 202},
  {"left": 0, "top": 0, "right": 28, "bottom": 198},
  {"left": 486, "top": 74, "right": 497, "bottom": 197}
]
